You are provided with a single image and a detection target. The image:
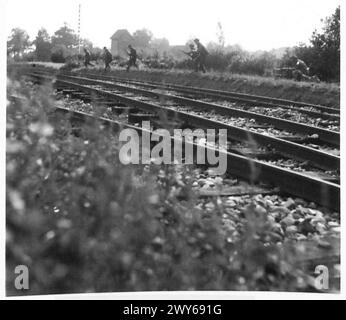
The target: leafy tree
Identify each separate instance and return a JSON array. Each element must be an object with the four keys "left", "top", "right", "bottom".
[
  {"left": 309, "top": 6, "right": 340, "bottom": 81},
  {"left": 133, "top": 29, "right": 153, "bottom": 49},
  {"left": 51, "top": 44, "right": 73, "bottom": 63},
  {"left": 7, "top": 28, "right": 30, "bottom": 59},
  {"left": 51, "top": 23, "right": 78, "bottom": 48},
  {"left": 51, "top": 23, "right": 79, "bottom": 62},
  {"left": 89, "top": 47, "right": 103, "bottom": 61},
  {"left": 80, "top": 38, "right": 93, "bottom": 50},
  {"left": 33, "top": 28, "right": 52, "bottom": 61},
  {"left": 280, "top": 6, "right": 340, "bottom": 81},
  {"left": 151, "top": 38, "right": 170, "bottom": 54}
]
